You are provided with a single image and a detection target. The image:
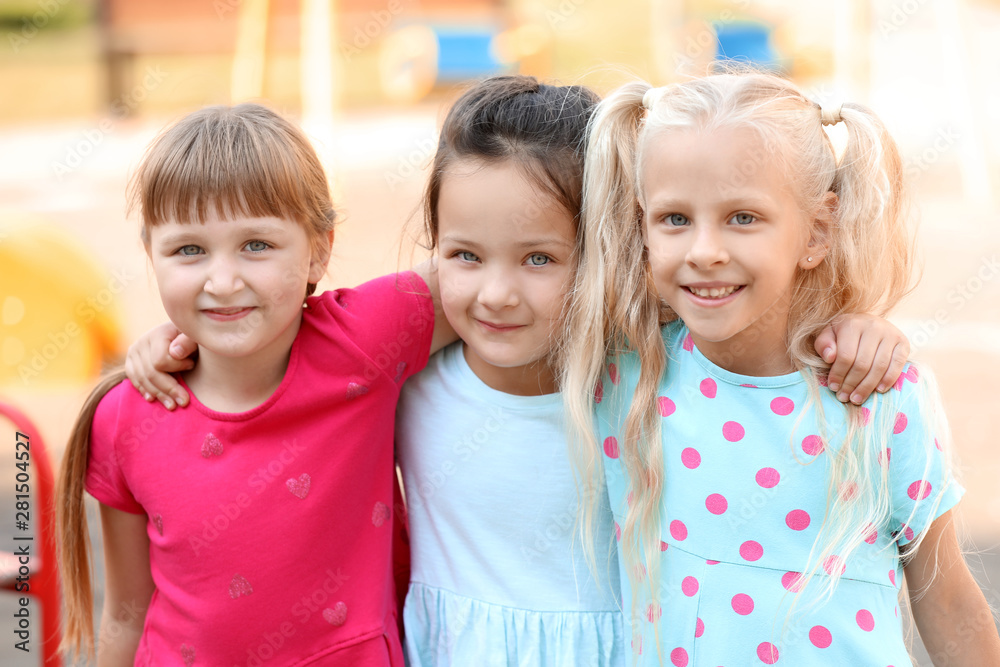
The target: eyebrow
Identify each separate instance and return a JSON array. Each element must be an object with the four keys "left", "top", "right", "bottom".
[
  {"left": 440, "top": 235, "right": 573, "bottom": 249},
  {"left": 646, "top": 195, "right": 776, "bottom": 211},
  {"left": 157, "top": 225, "right": 288, "bottom": 247}
]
